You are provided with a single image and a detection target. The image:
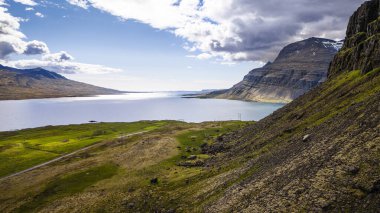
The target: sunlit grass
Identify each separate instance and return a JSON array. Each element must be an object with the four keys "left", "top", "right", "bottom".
[{"left": 0, "top": 121, "right": 168, "bottom": 178}]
